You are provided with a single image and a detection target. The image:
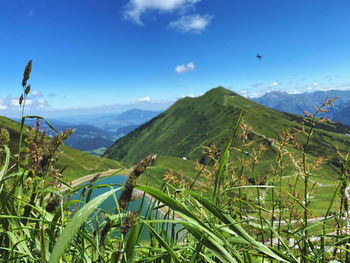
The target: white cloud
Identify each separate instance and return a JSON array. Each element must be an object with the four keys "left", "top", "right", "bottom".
[
  {"left": 37, "top": 99, "right": 48, "bottom": 108},
  {"left": 0, "top": 99, "right": 7, "bottom": 110},
  {"left": 239, "top": 90, "right": 248, "bottom": 95},
  {"left": 25, "top": 99, "right": 33, "bottom": 105},
  {"left": 138, "top": 96, "right": 152, "bottom": 102},
  {"left": 246, "top": 92, "right": 263, "bottom": 98},
  {"left": 124, "top": 0, "right": 200, "bottom": 25},
  {"left": 181, "top": 94, "right": 195, "bottom": 98},
  {"left": 7, "top": 96, "right": 41, "bottom": 108},
  {"left": 269, "top": 81, "right": 280, "bottom": 88},
  {"left": 313, "top": 82, "right": 319, "bottom": 86},
  {"left": 0, "top": 95, "right": 52, "bottom": 116},
  {"left": 0, "top": 100, "right": 7, "bottom": 110},
  {"left": 288, "top": 90, "right": 300, "bottom": 94},
  {"left": 31, "top": 90, "right": 42, "bottom": 98},
  {"left": 10, "top": 99, "right": 19, "bottom": 107},
  {"left": 168, "top": 14, "right": 213, "bottom": 33},
  {"left": 175, "top": 62, "right": 195, "bottom": 74}
]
